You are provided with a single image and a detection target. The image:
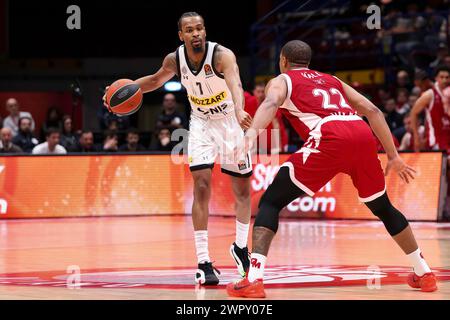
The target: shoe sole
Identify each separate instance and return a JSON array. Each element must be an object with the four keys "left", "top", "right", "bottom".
[
  {"left": 227, "top": 288, "right": 266, "bottom": 298},
  {"left": 195, "top": 269, "right": 220, "bottom": 286}
]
